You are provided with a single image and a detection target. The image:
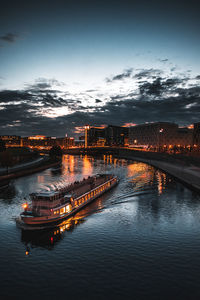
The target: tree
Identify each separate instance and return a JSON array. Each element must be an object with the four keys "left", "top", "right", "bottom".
[
  {"left": 1, "top": 151, "right": 14, "bottom": 174},
  {"left": 0, "top": 139, "right": 6, "bottom": 152},
  {"left": 49, "top": 145, "right": 62, "bottom": 159}
]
